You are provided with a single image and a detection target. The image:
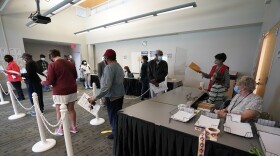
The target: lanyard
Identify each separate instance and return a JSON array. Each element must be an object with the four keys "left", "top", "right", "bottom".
[{"left": 229, "top": 93, "right": 251, "bottom": 113}]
